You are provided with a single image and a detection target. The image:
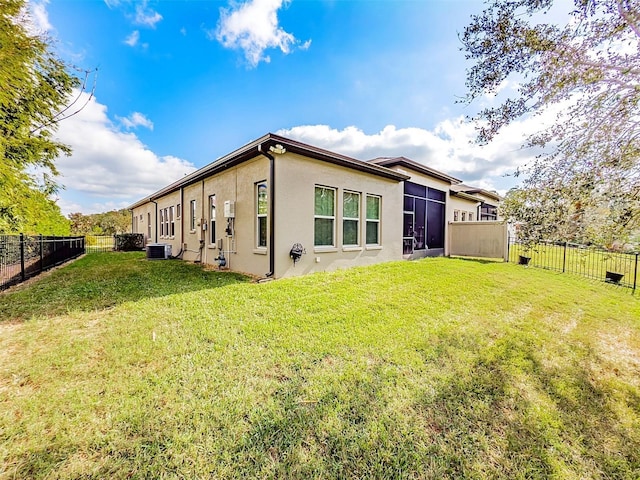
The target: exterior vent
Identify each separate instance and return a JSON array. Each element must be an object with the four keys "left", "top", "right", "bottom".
[{"left": 146, "top": 243, "right": 171, "bottom": 260}]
